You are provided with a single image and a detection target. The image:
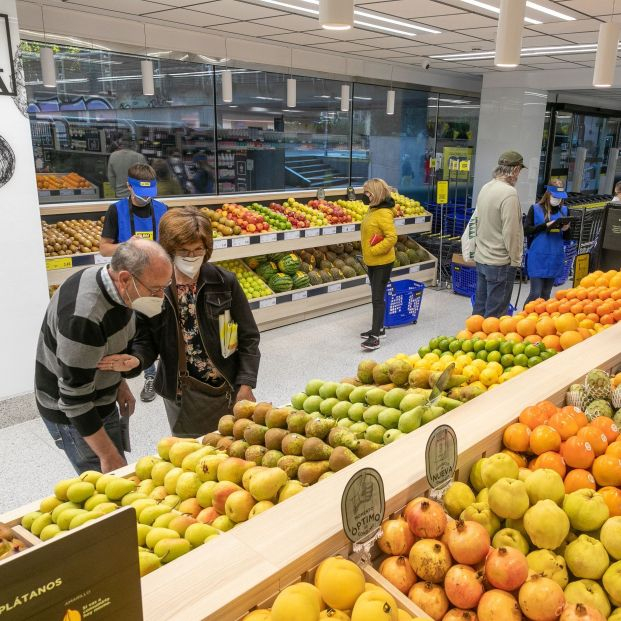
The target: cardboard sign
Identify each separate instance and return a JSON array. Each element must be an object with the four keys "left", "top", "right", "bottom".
[
  {"left": 0, "top": 508, "right": 142, "bottom": 620},
  {"left": 573, "top": 254, "right": 590, "bottom": 287},
  {"left": 425, "top": 424, "right": 458, "bottom": 490},
  {"left": 341, "top": 468, "right": 385, "bottom": 544},
  {"left": 436, "top": 181, "right": 449, "bottom": 205}
]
